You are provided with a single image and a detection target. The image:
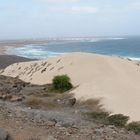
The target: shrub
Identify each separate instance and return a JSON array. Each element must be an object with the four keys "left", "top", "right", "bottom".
[
  {"left": 85, "top": 111, "right": 110, "bottom": 124},
  {"left": 127, "top": 122, "right": 140, "bottom": 134},
  {"left": 107, "top": 114, "right": 129, "bottom": 127},
  {"left": 77, "top": 99, "right": 103, "bottom": 112},
  {"left": 87, "top": 111, "right": 109, "bottom": 120},
  {"left": 52, "top": 75, "right": 73, "bottom": 93}
]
